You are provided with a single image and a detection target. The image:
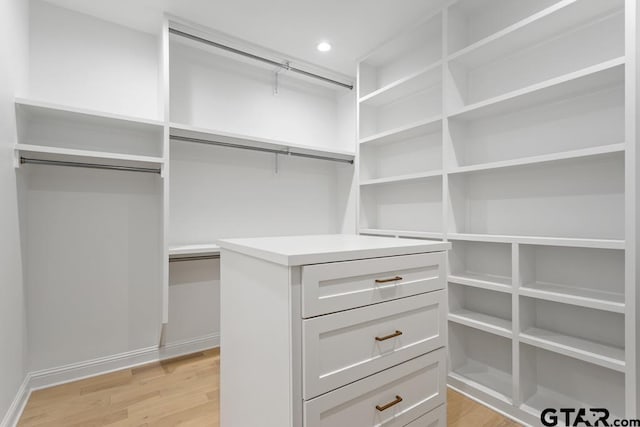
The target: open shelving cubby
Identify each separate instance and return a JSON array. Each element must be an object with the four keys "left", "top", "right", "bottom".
[
  {"left": 449, "top": 284, "right": 512, "bottom": 338},
  {"left": 520, "top": 344, "right": 625, "bottom": 420},
  {"left": 449, "top": 323, "right": 513, "bottom": 404},
  {"left": 448, "top": 240, "right": 511, "bottom": 292}
]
